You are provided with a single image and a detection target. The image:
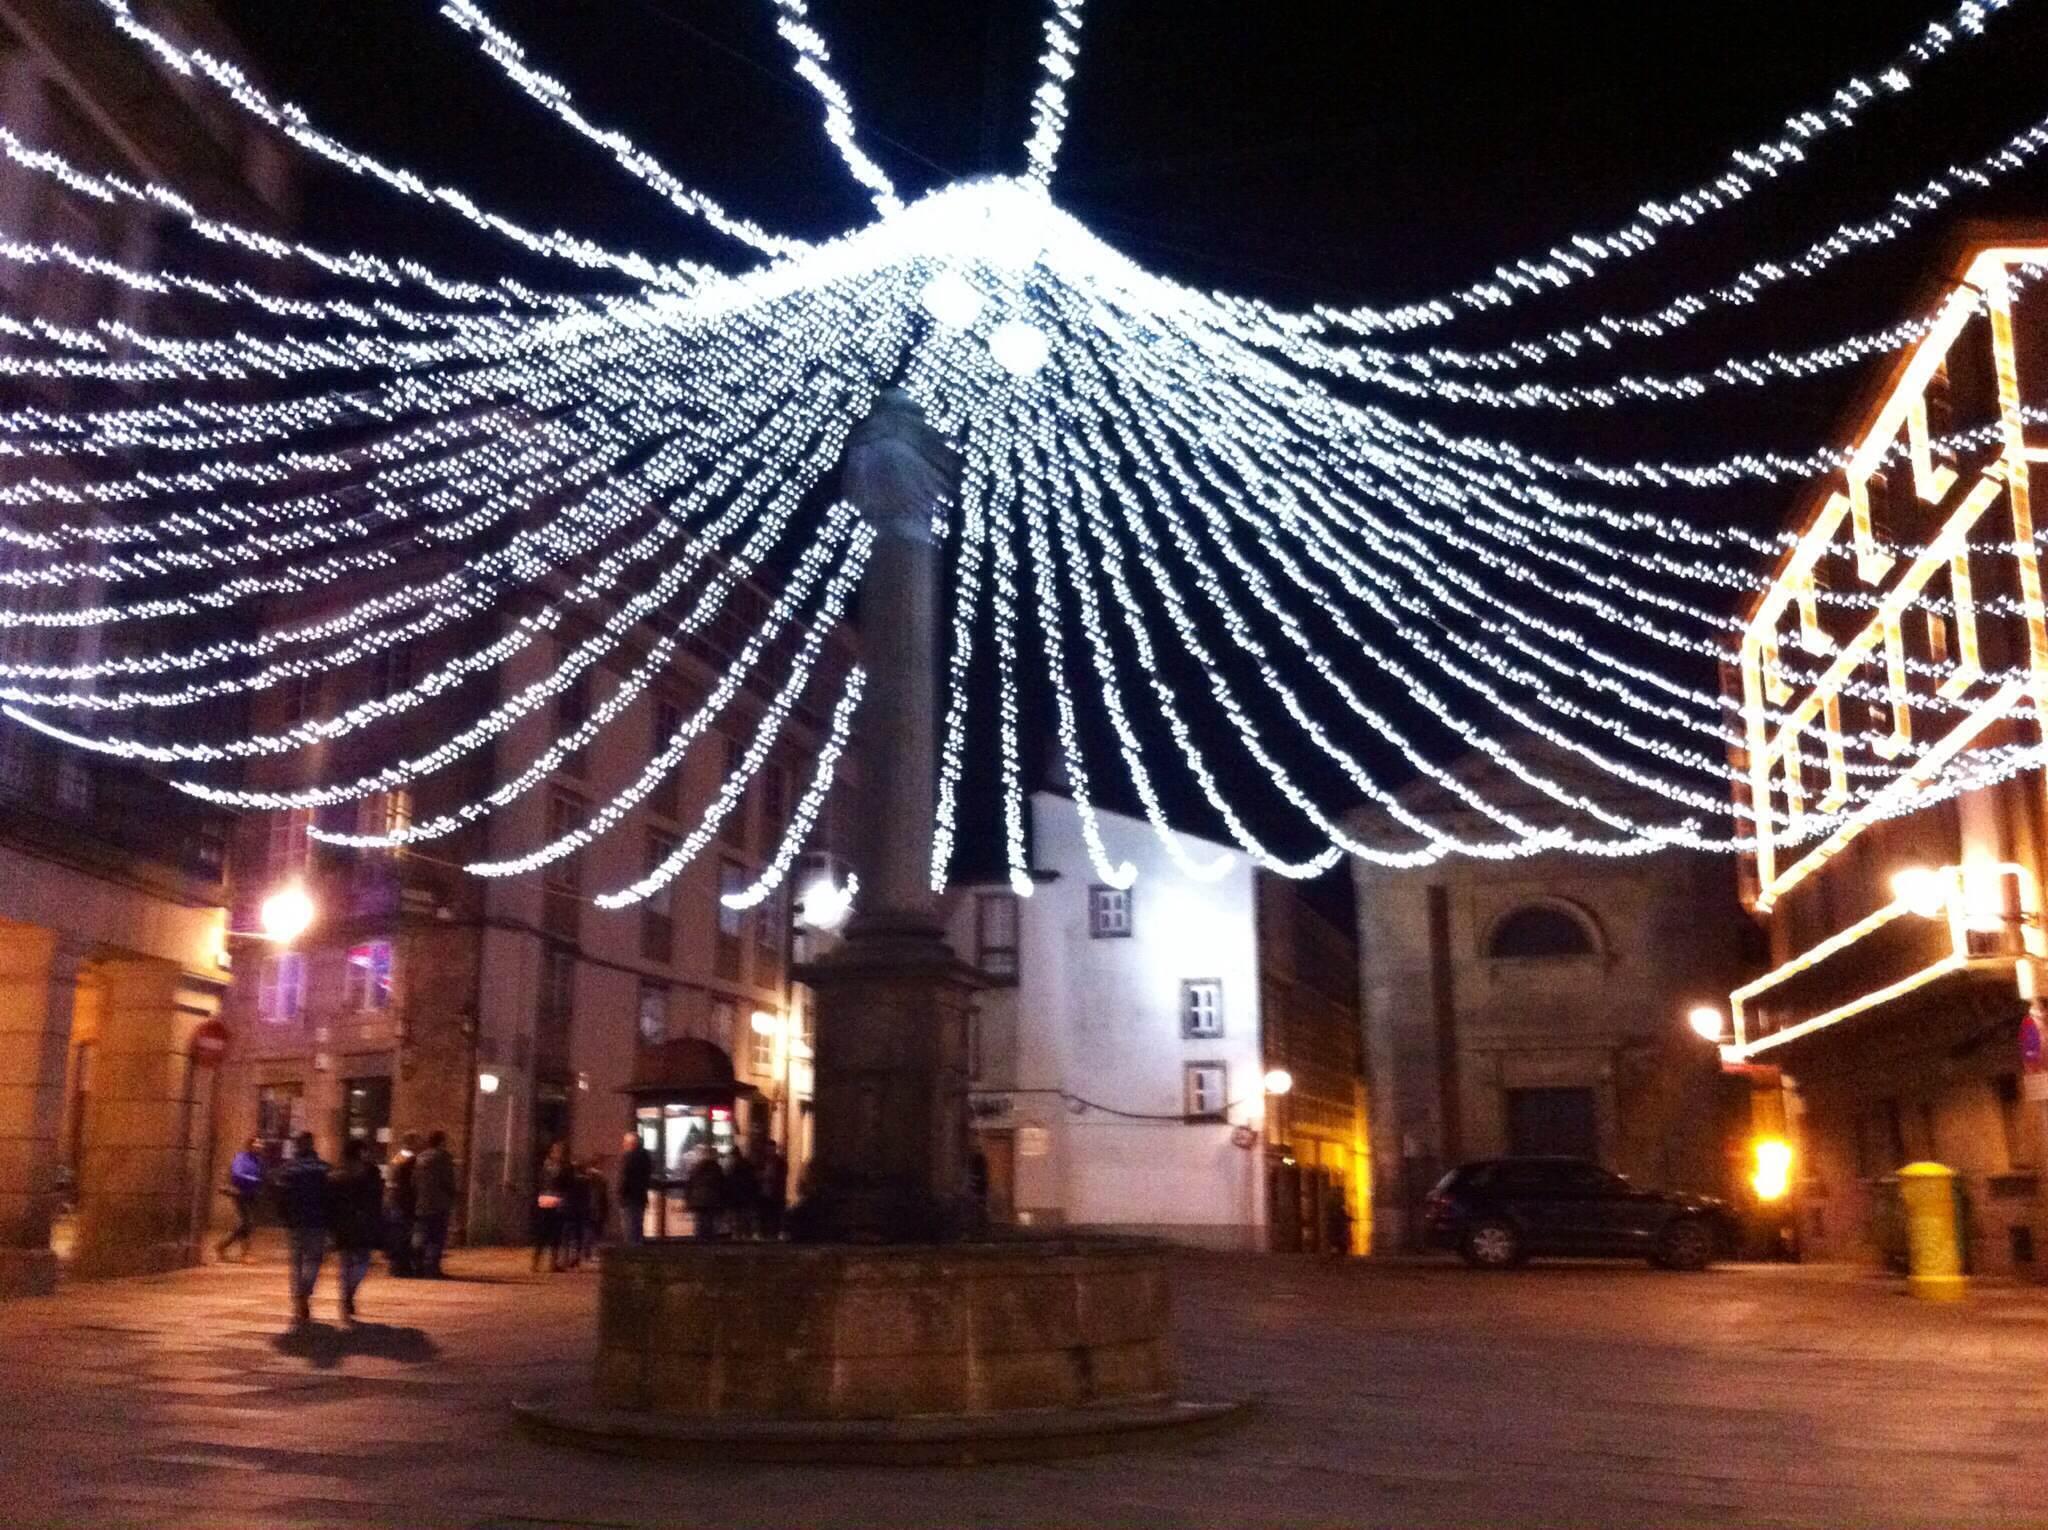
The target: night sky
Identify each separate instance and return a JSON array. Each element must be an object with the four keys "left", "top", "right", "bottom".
[{"left": 195, "top": 1, "right": 2048, "bottom": 895}]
